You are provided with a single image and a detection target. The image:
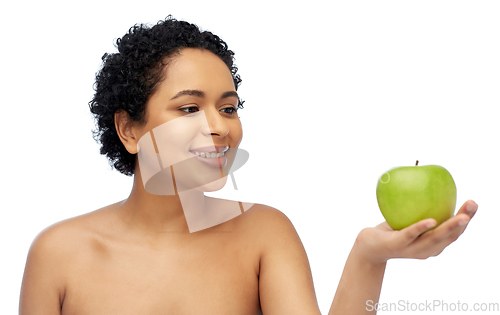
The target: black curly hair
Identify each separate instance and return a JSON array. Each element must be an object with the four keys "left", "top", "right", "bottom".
[{"left": 89, "top": 15, "right": 243, "bottom": 176}]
